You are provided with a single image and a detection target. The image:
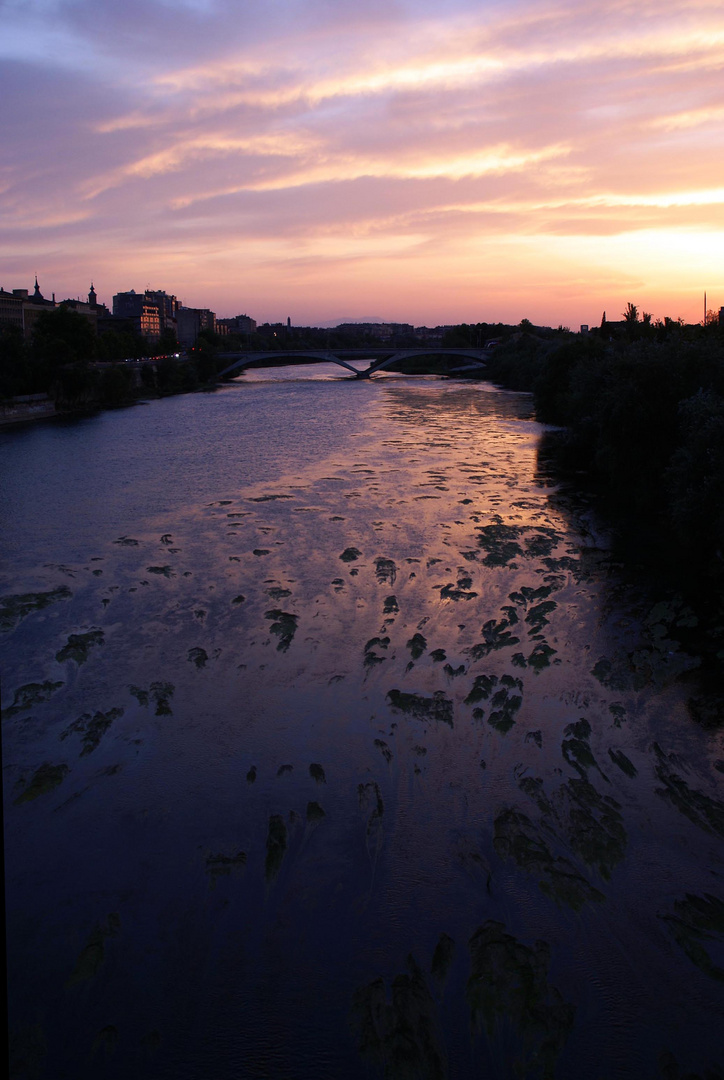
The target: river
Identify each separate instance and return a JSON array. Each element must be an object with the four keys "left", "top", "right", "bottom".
[{"left": 3, "top": 365, "right": 724, "bottom": 1079}]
